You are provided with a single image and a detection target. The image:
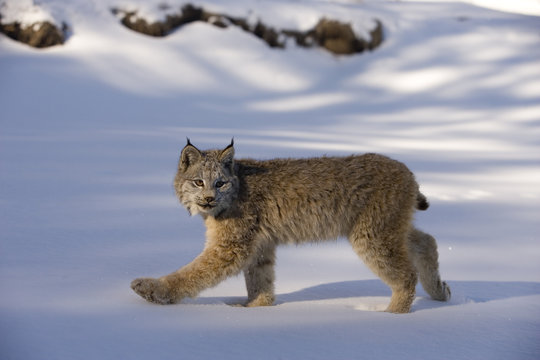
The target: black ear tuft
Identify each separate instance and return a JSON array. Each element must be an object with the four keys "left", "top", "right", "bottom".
[{"left": 222, "top": 138, "right": 234, "bottom": 151}]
